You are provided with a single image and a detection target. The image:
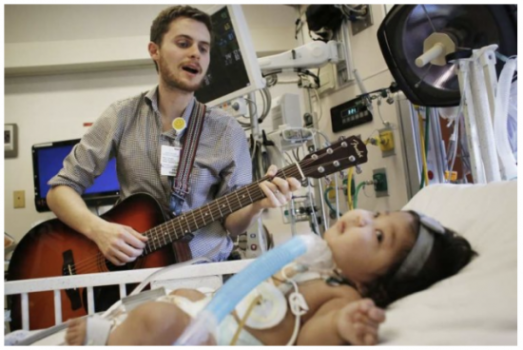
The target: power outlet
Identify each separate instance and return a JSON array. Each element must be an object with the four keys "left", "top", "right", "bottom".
[
  {"left": 373, "top": 168, "right": 388, "bottom": 197},
  {"left": 14, "top": 190, "right": 25, "bottom": 208},
  {"left": 379, "top": 128, "right": 395, "bottom": 157}
]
